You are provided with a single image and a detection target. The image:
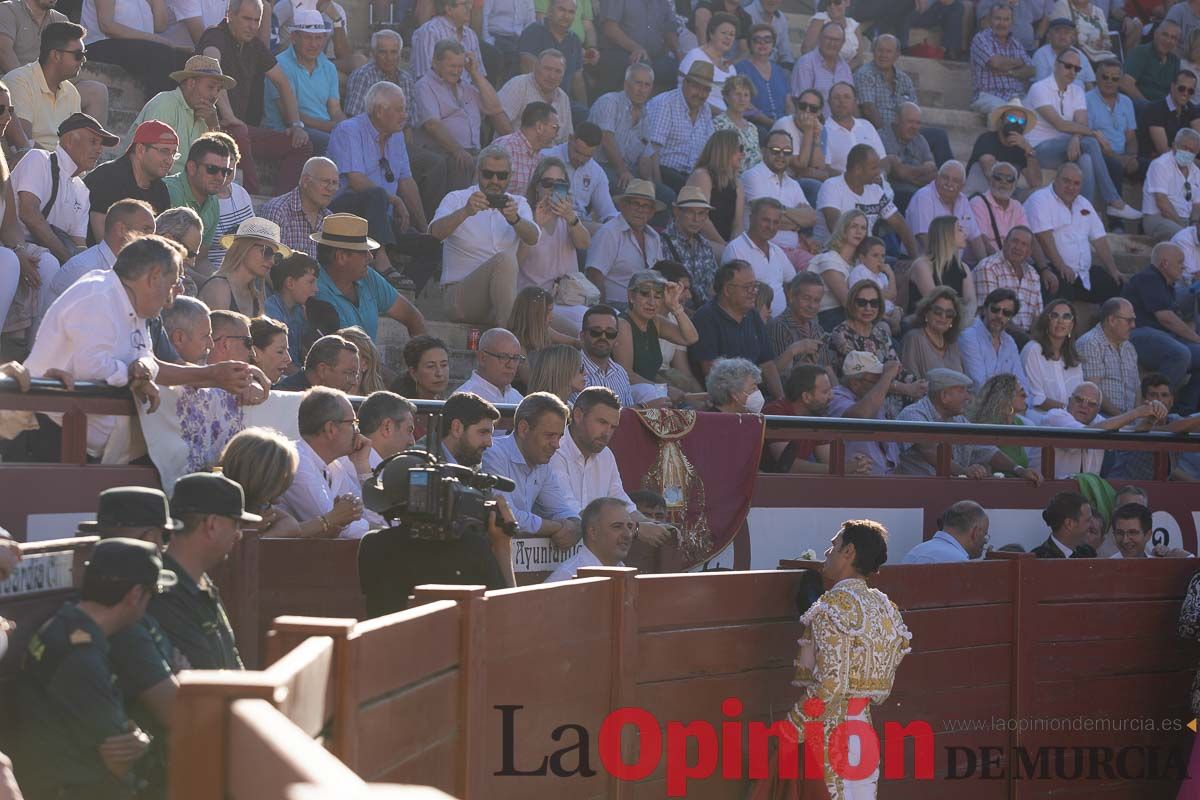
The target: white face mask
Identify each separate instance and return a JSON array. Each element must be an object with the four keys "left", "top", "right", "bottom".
[{"left": 744, "top": 389, "right": 765, "bottom": 414}]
